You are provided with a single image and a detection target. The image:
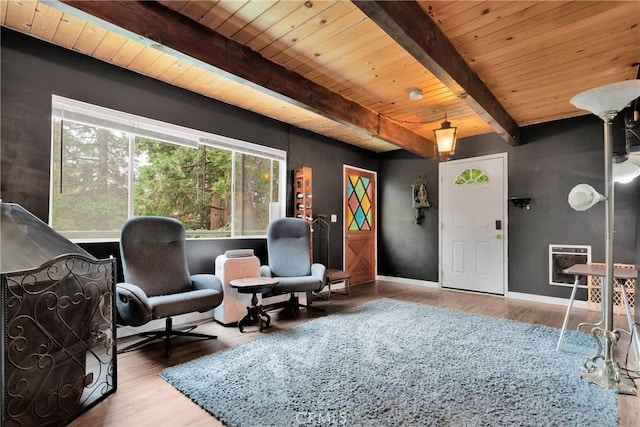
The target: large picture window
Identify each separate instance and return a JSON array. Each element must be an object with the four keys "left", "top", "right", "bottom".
[{"left": 50, "top": 96, "right": 285, "bottom": 240}]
